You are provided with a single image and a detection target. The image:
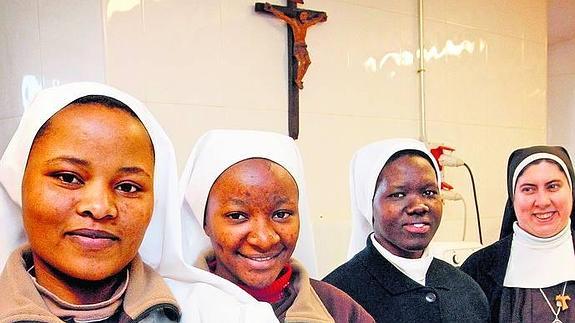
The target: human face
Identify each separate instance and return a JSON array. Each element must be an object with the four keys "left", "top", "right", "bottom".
[
  {"left": 22, "top": 103, "right": 155, "bottom": 285},
  {"left": 513, "top": 160, "right": 572, "bottom": 238},
  {"left": 372, "top": 154, "right": 442, "bottom": 259},
  {"left": 204, "top": 158, "right": 299, "bottom": 289}
]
